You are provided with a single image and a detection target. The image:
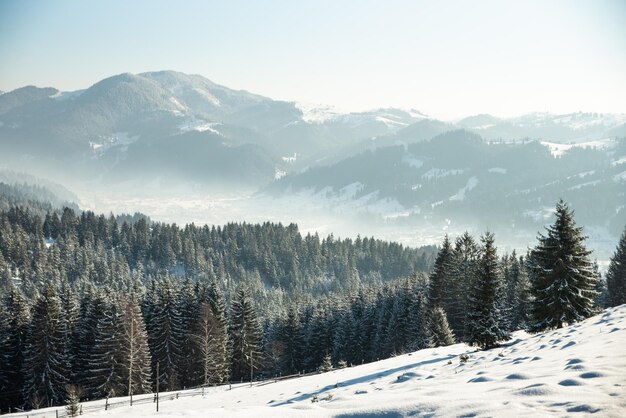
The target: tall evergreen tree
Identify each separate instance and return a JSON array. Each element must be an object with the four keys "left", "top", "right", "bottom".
[
  {"left": 450, "top": 232, "right": 479, "bottom": 341},
  {"left": 117, "top": 295, "right": 152, "bottom": 397},
  {"left": 230, "top": 287, "right": 262, "bottom": 382},
  {"left": 528, "top": 200, "right": 598, "bottom": 331},
  {"left": 84, "top": 294, "right": 121, "bottom": 399},
  {"left": 206, "top": 278, "right": 231, "bottom": 383},
  {"left": 22, "top": 284, "right": 70, "bottom": 408},
  {"left": 279, "top": 308, "right": 304, "bottom": 375},
  {"left": 427, "top": 235, "right": 454, "bottom": 313},
  {"left": 466, "top": 233, "right": 510, "bottom": 349},
  {"left": 606, "top": 227, "right": 626, "bottom": 307},
  {"left": 0, "top": 286, "right": 30, "bottom": 411},
  {"left": 147, "top": 278, "right": 184, "bottom": 391},
  {"left": 189, "top": 301, "right": 222, "bottom": 386},
  {"left": 509, "top": 255, "right": 532, "bottom": 331},
  {"left": 428, "top": 307, "right": 455, "bottom": 347}
]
